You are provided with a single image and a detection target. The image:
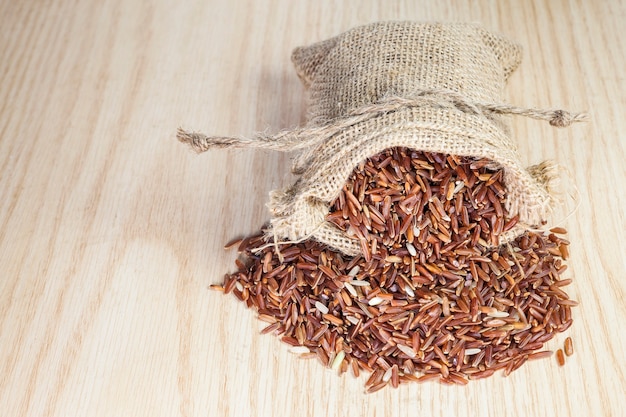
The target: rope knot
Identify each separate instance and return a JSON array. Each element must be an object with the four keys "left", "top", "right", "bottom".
[{"left": 548, "top": 109, "right": 588, "bottom": 127}]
